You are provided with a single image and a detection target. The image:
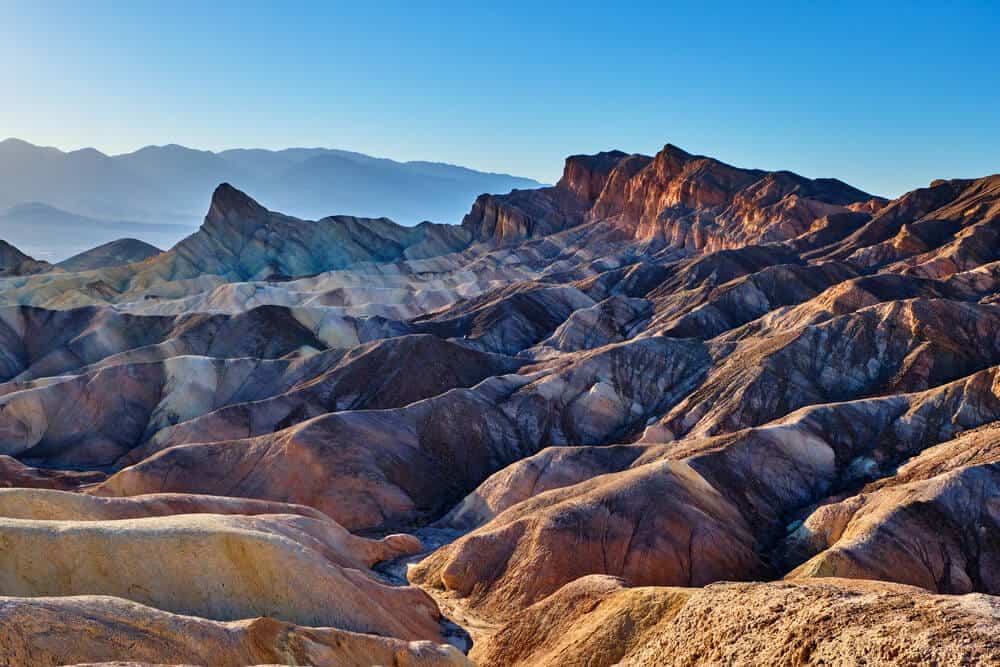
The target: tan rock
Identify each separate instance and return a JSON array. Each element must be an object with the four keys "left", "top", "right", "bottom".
[
  {"left": 0, "top": 512, "right": 441, "bottom": 640},
  {"left": 0, "top": 595, "right": 470, "bottom": 667},
  {"left": 472, "top": 575, "right": 1000, "bottom": 666}
]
